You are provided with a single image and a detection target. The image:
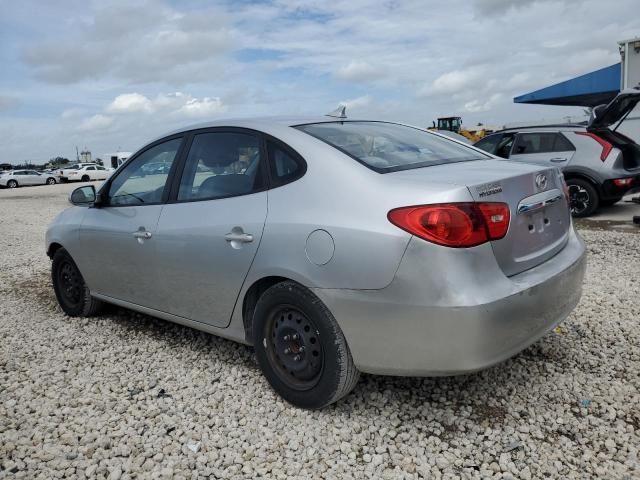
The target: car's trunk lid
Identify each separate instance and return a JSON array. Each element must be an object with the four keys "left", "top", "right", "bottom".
[
  {"left": 587, "top": 88, "right": 640, "bottom": 131},
  {"left": 388, "top": 160, "right": 572, "bottom": 276}
]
